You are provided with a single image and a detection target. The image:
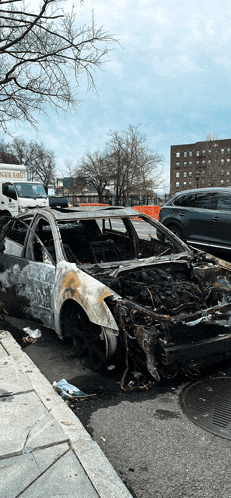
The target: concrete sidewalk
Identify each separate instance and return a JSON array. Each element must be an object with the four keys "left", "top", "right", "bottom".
[{"left": 0, "top": 330, "right": 133, "bottom": 498}]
